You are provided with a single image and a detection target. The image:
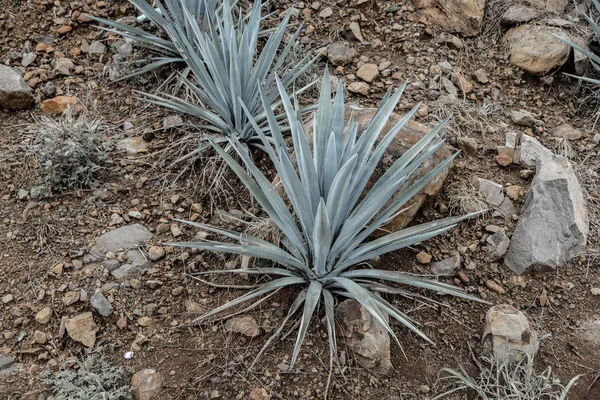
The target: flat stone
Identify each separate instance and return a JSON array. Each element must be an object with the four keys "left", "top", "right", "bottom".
[
  {"left": 225, "top": 316, "right": 262, "bottom": 338},
  {"left": 552, "top": 124, "right": 582, "bottom": 140},
  {"left": 348, "top": 81, "right": 370, "bottom": 95},
  {"left": 504, "top": 25, "right": 569, "bottom": 75},
  {"left": 504, "top": 155, "right": 588, "bottom": 274},
  {"left": 483, "top": 304, "right": 539, "bottom": 362},
  {"left": 348, "top": 22, "right": 364, "bottom": 42},
  {"left": 477, "top": 178, "right": 504, "bottom": 207},
  {"left": 111, "top": 264, "right": 143, "bottom": 279},
  {"left": 0, "top": 65, "right": 34, "bottom": 110},
  {"left": 89, "top": 224, "right": 153, "bottom": 261},
  {"left": 510, "top": 110, "right": 539, "bottom": 127},
  {"left": 430, "top": 253, "right": 461, "bottom": 276},
  {"left": 41, "top": 95, "right": 83, "bottom": 115},
  {"left": 0, "top": 356, "right": 17, "bottom": 376},
  {"left": 65, "top": 312, "right": 99, "bottom": 347},
  {"left": 90, "top": 292, "right": 113, "bottom": 317},
  {"left": 500, "top": 5, "right": 540, "bottom": 25}
]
